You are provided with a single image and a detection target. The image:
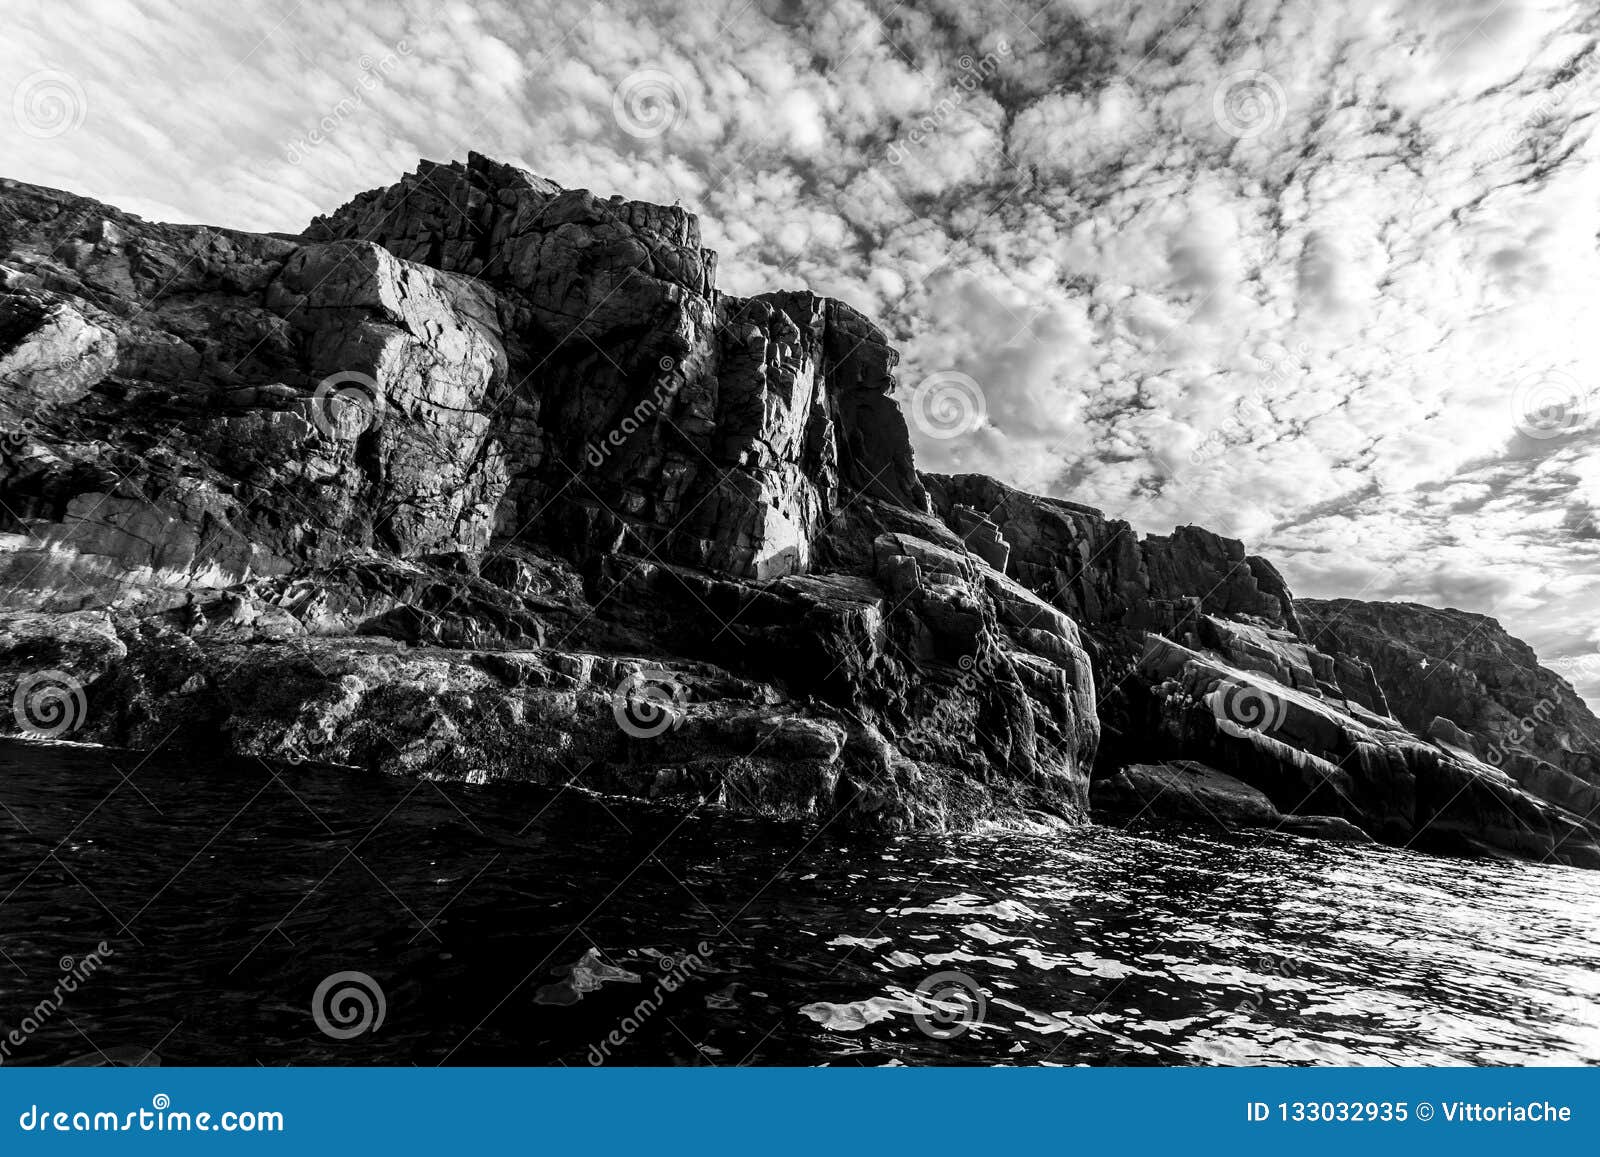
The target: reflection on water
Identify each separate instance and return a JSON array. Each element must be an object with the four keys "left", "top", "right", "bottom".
[{"left": 0, "top": 740, "right": 1595, "bottom": 1066}]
